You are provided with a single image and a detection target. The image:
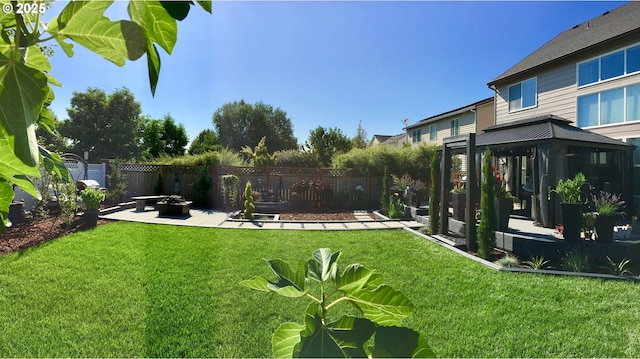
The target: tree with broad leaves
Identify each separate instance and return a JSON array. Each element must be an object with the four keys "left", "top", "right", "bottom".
[
  {"left": 0, "top": 0, "right": 212, "bottom": 232},
  {"left": 212, "top": 100, "right": 298, "bottom": 153},
  {"left": 60, "top": 87, "right": 145, "bottom": 161},
  {"left": 304, "top": 126, "right": 352, "bottom": 167},
  {"left": 188, "top": 129, "right": 220, "bottom": 155}
]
